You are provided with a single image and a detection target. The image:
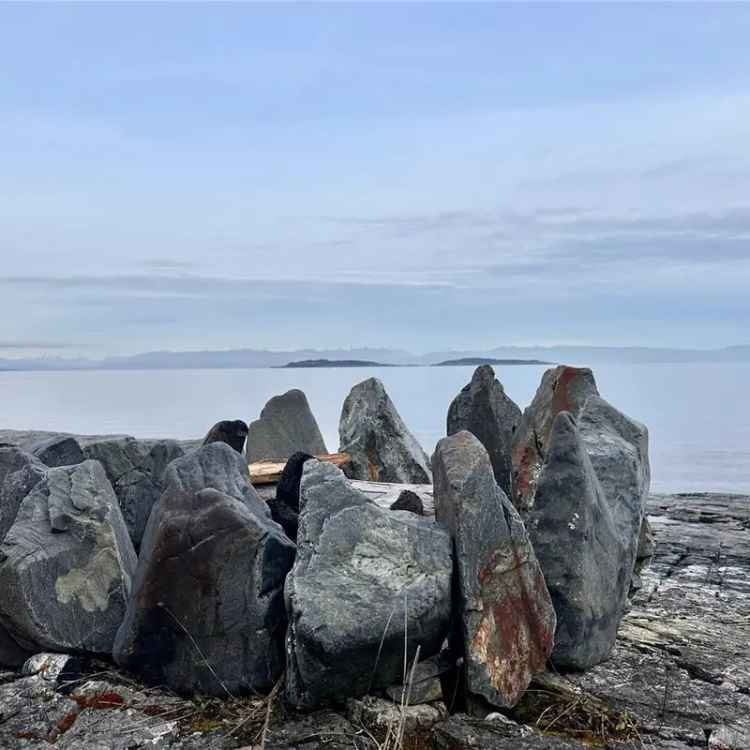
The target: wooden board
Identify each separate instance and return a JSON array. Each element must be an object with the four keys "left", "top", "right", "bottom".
[{"left": 249, "top": 452, "right": 351, "bottom": 485}]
